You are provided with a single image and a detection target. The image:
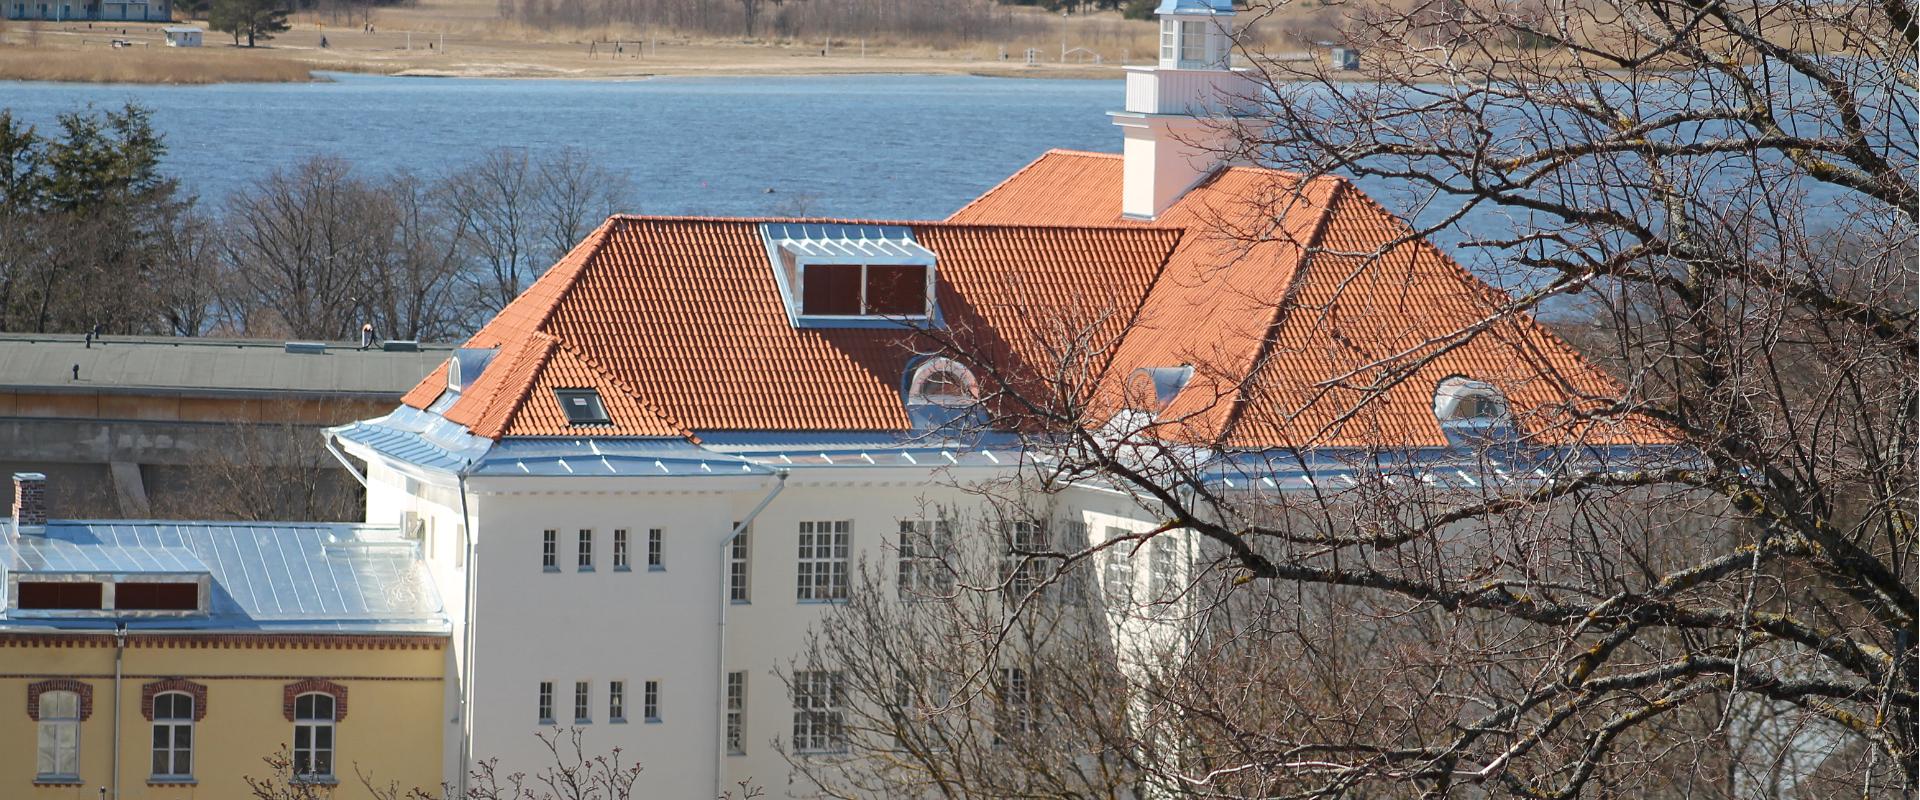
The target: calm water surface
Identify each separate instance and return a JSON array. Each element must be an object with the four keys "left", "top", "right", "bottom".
[{"left": 0, "top": 72, "right": 1119, "bottom": 219}]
